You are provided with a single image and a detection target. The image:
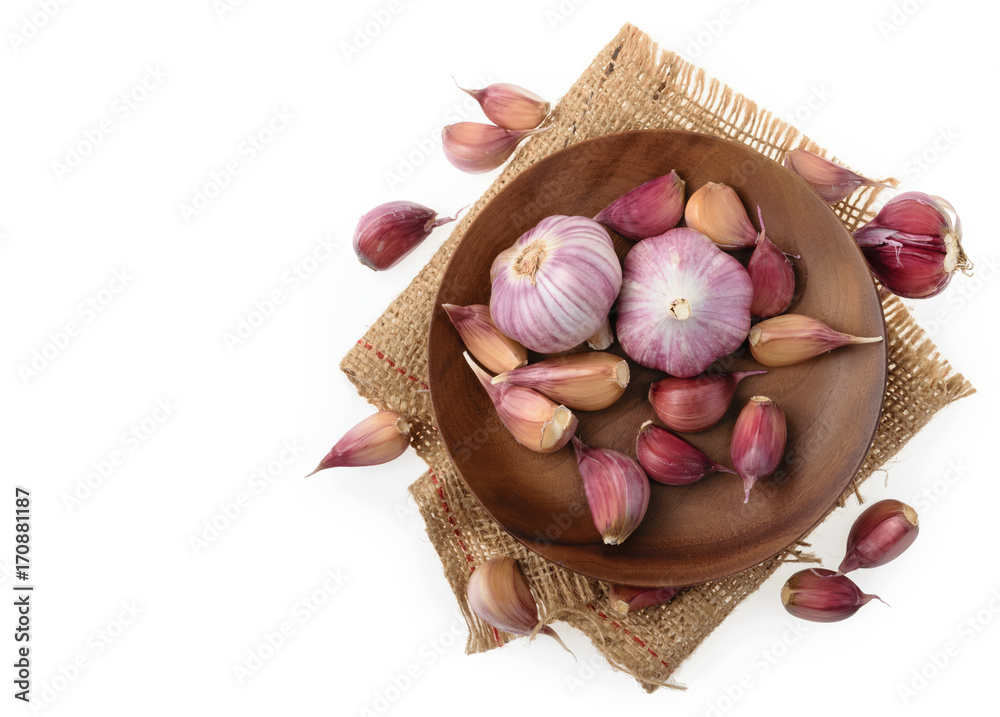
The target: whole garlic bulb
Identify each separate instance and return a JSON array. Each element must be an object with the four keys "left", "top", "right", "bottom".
[{"left": 490, "top": 215, "right": 622, "bottom": 354}]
